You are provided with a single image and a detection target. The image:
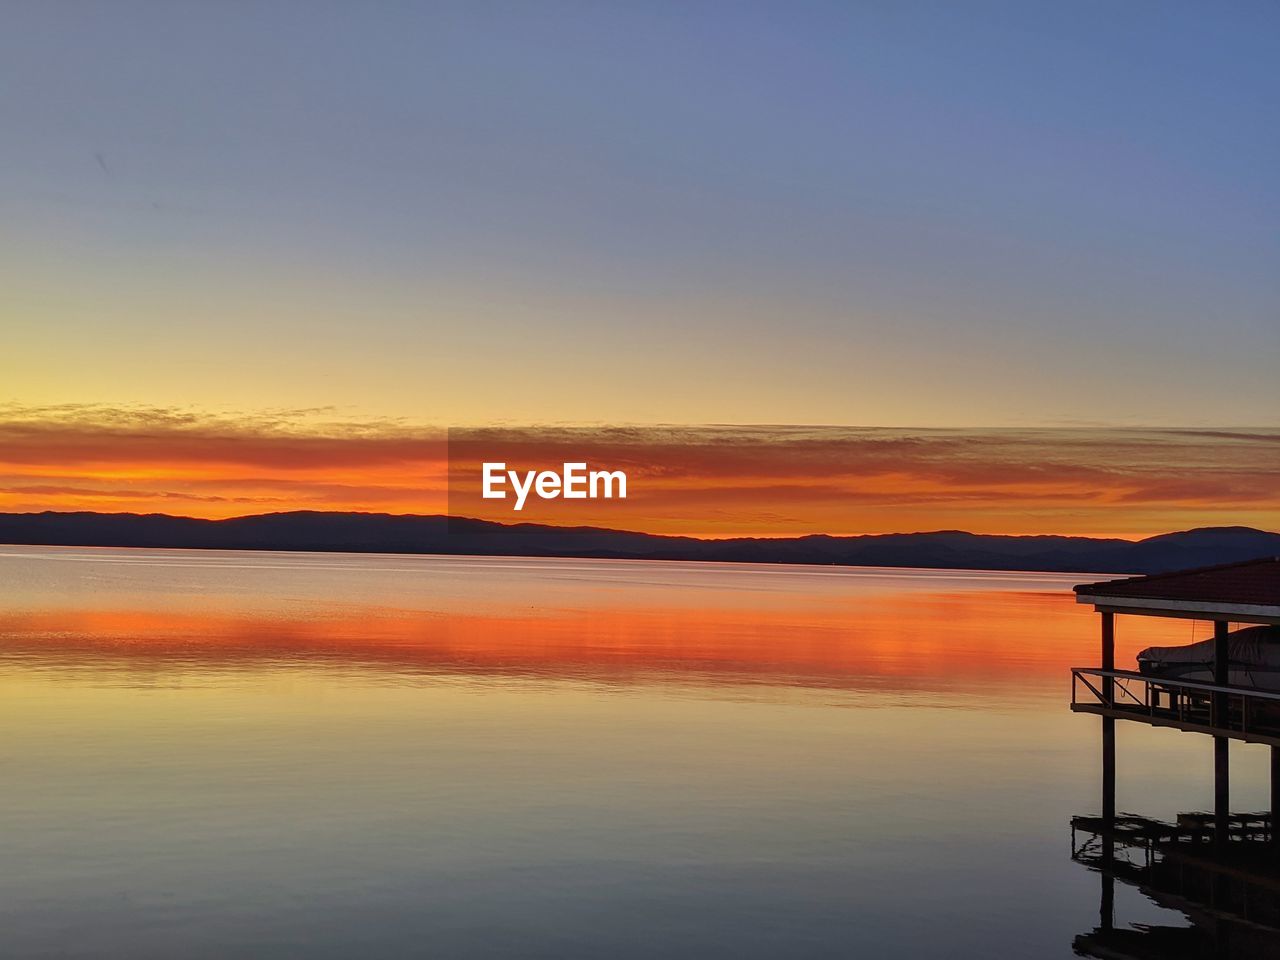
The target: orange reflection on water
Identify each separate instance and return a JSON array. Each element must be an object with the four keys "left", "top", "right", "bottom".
[{"left": 0, "top": 551, "right": 1185, "bottom": 698}]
